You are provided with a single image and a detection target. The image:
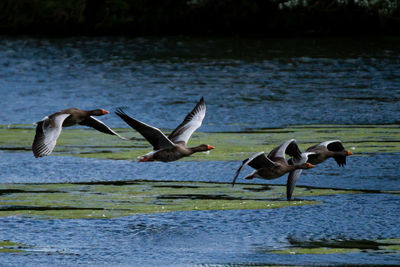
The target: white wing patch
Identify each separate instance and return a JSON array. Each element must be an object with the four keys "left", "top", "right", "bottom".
[{"left": 32, "top": 114, "right": 70, "bottom": 158}]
